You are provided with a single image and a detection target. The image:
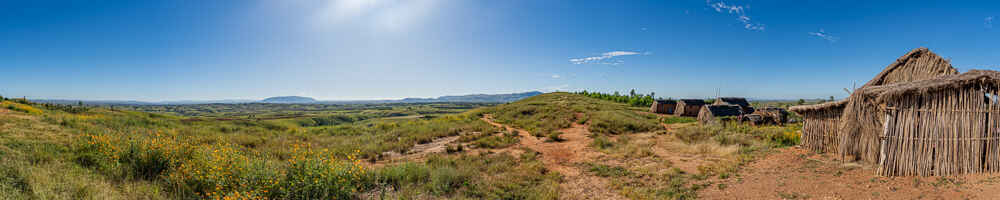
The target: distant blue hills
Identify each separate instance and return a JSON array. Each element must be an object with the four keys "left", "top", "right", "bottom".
[
  {"left": 30, "top": 91, "right": 543, "bottom": 105},
  {"left": 261, "top": 96, "right": 317, "bottom": 104}
]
